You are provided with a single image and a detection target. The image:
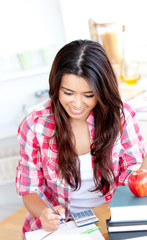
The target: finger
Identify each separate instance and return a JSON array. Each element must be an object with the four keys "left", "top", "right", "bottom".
[
  {"left": 41, "top": 208, "right": 60, "bottom": 221},
  {"left": 54, "top": 206, "right": 65, "bottom": 219},
  {"left": 43, "top": 221, "right": 59, "bottom": 232},
  {"left": 42, "top": 217, "right": 61, "bottom": 232},
  {"left": 60, "top": 208, "right": 65, "bottom": 219}
]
